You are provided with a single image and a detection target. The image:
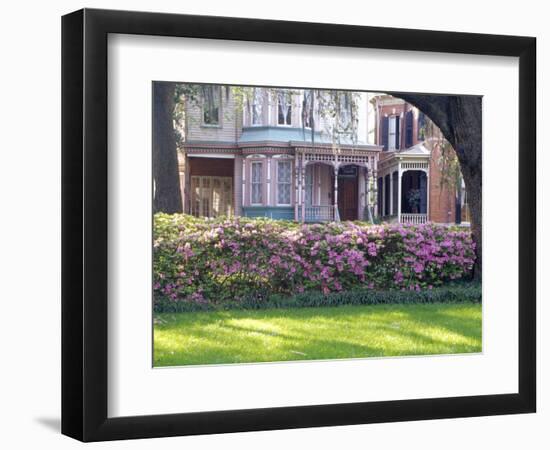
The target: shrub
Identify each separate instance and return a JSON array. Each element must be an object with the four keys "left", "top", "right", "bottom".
[
  {"left": 153, "top": 214, "right": 476, "bottom": 309},
  {"left": 154, "top": 281, "right": 481, "bottom": 313}
]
